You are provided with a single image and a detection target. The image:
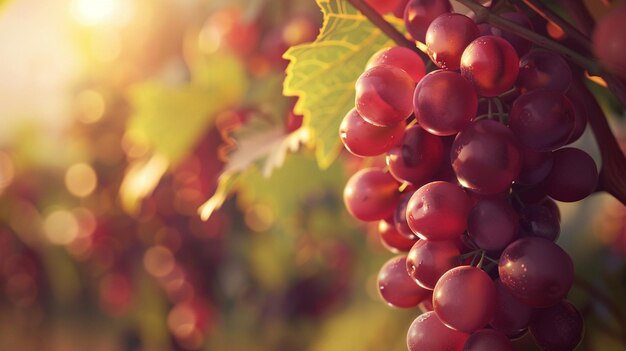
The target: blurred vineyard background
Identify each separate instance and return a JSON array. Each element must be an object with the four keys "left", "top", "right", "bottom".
[{"left": 0, "top": 0, "right": 624, "bottom": 350}]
